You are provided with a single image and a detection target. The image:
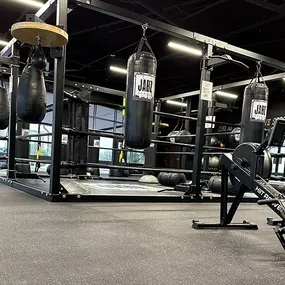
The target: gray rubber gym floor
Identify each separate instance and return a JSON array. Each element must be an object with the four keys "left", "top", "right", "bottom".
[{"left": 0, "top": 184, "right": 284, "bottom": 285}]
